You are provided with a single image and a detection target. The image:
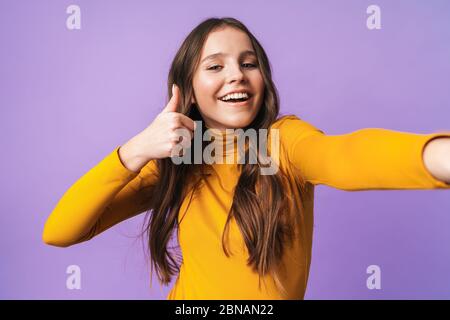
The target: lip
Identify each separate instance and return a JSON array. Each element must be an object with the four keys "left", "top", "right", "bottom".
[
  {"left": 218, "top": 95, "right": 253, "bottom": 107},
  {"left": 218, "top": 90, "right": 252, "bottom": 100}
]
